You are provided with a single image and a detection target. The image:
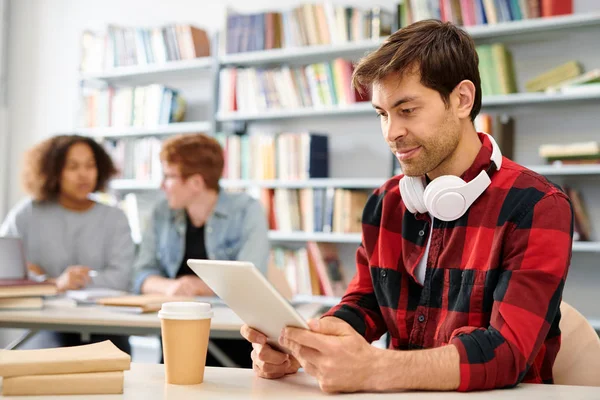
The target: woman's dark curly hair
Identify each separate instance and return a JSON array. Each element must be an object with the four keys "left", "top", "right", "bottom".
[{"left": 22, "top": 135, "right": 117, "bottom": 201}]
